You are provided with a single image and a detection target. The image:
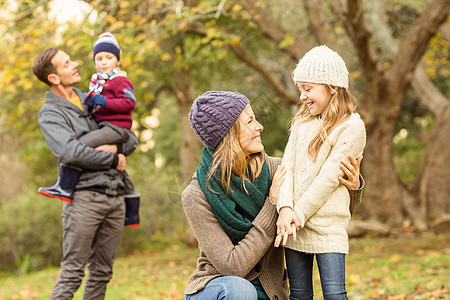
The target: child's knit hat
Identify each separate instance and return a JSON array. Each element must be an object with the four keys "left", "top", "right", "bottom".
[
  {"left": 293, "top": 45, "right": 349, "bottom": 89},
  {"left": 189, "top": 91, "right": 250, "bottom": 151},
  {"left": 93, "top": 32, "right": 120, "bottom": 61}
]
